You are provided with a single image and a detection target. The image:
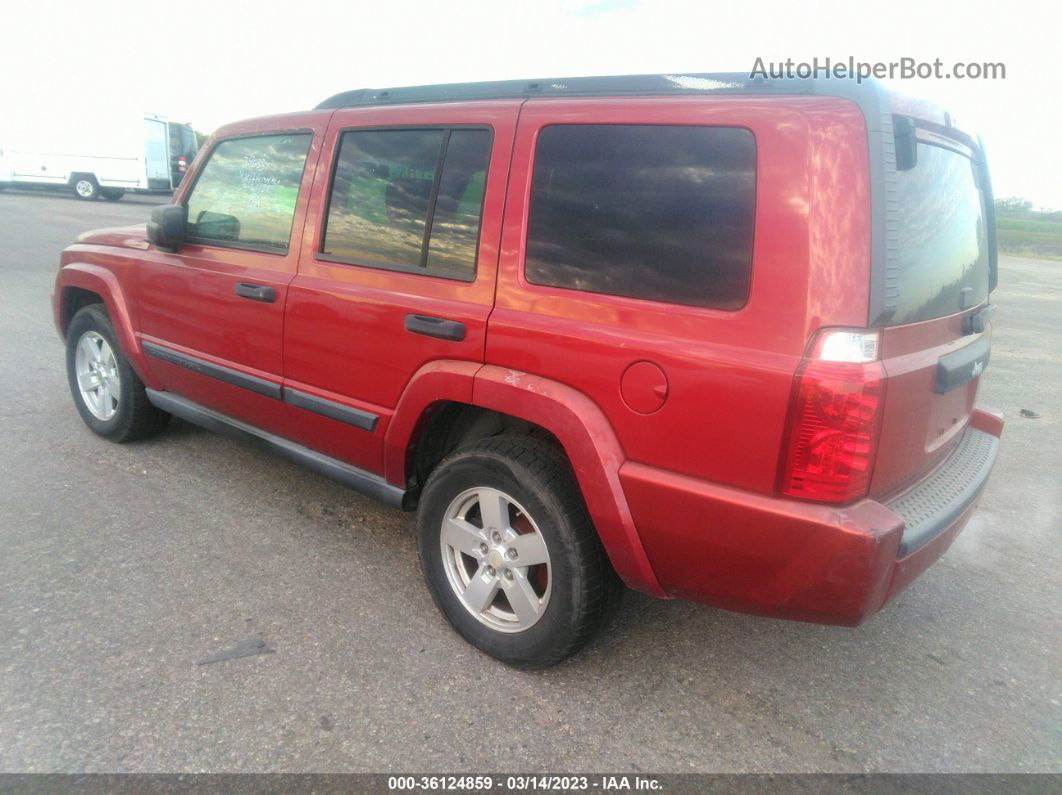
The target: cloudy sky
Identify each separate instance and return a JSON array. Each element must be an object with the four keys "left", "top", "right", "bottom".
[{"left": 2, "top": 0, "right": 1058, "bottom": 208}]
